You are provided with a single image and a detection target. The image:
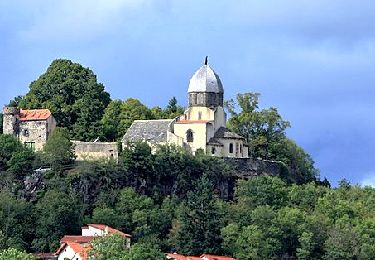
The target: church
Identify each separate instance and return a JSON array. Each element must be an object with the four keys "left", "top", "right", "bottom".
[{"left": 122, "top": 58, "right": 249, "bottom": 158}]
